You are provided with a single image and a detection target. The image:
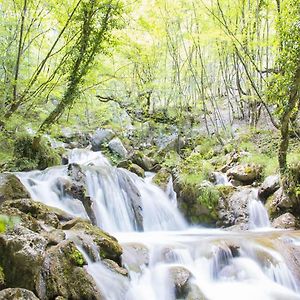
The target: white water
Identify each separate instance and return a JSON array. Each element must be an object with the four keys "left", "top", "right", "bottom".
[{"left": 17, "top": 149, "right": 300, "bottom": 299}]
